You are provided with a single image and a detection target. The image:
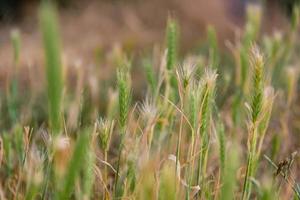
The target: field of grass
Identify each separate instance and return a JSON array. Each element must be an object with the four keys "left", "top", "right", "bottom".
[{"left": 0, "top": 2, "right": 300, "bottom": 200}]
